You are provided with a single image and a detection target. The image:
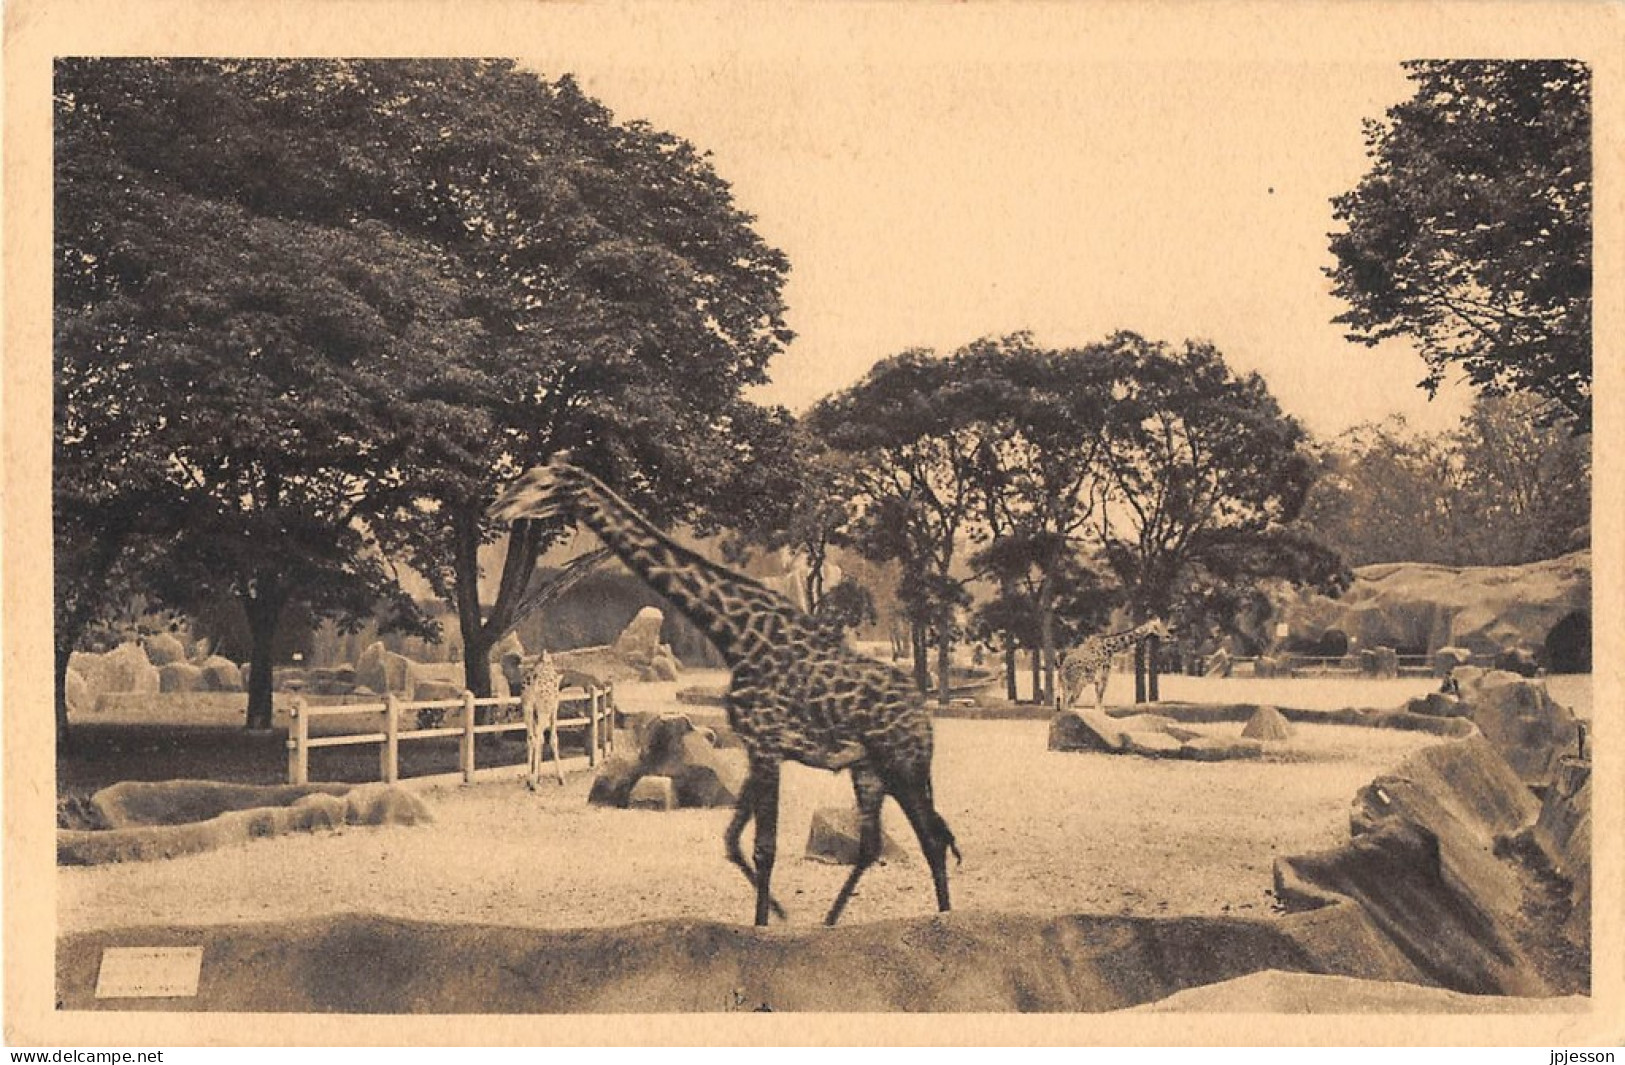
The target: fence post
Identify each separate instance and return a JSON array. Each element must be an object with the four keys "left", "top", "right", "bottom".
[
  {"left": 461, "top": 690, "right": 477, "bottom": 784},
  {"left": 383, "top": 693, "right": 400, "bottom": 784},
  {"left": 588, "top": 688, "right": 600, "bottom": 767},
  {"left": 287, "top": 697, "right": 309, "bottom": 785}
]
